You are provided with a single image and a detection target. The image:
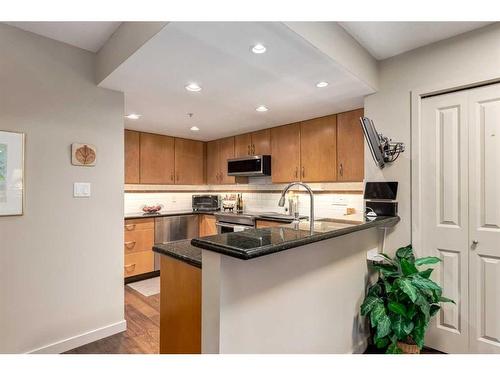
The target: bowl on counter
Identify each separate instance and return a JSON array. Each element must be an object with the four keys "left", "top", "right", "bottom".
[{"left": 142, "top": 204, "right": 163, "bottom": 214}]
